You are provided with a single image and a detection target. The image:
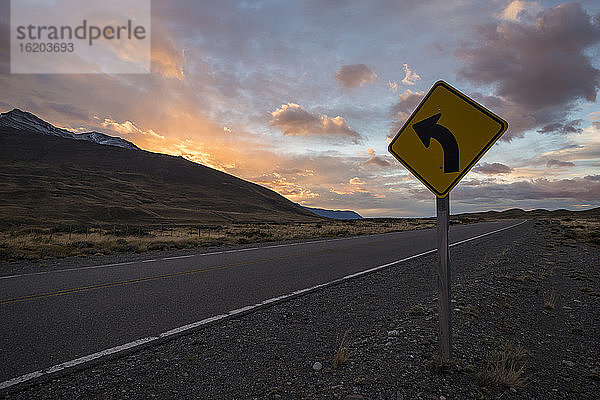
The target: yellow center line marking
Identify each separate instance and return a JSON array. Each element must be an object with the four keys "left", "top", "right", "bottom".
[
  {"left": 0, "top": 236, "right": 400, "bottom": 305},
  {"left": 1, "top": 241, "right": 368, "bottom": 305}
]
